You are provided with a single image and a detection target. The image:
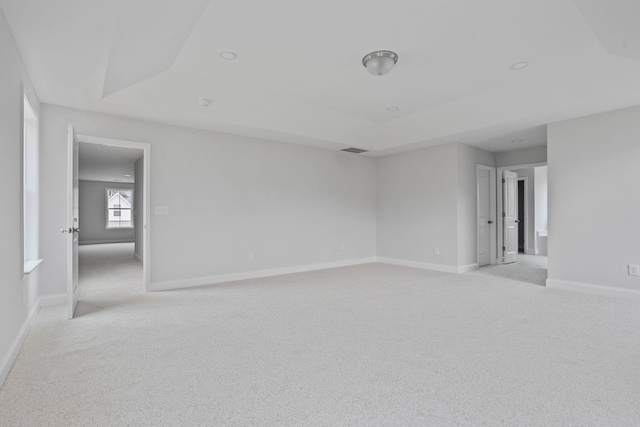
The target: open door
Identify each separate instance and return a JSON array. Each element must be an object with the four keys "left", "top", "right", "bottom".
[
  {"left": 503, "top": 170, "right": 518, "bottom": 264},
  {"left": 64, "top": 124, "right": 80, "bottom": 319},
  {"left": 477, "top": 168, "right": 491, "bottom": 266}
]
